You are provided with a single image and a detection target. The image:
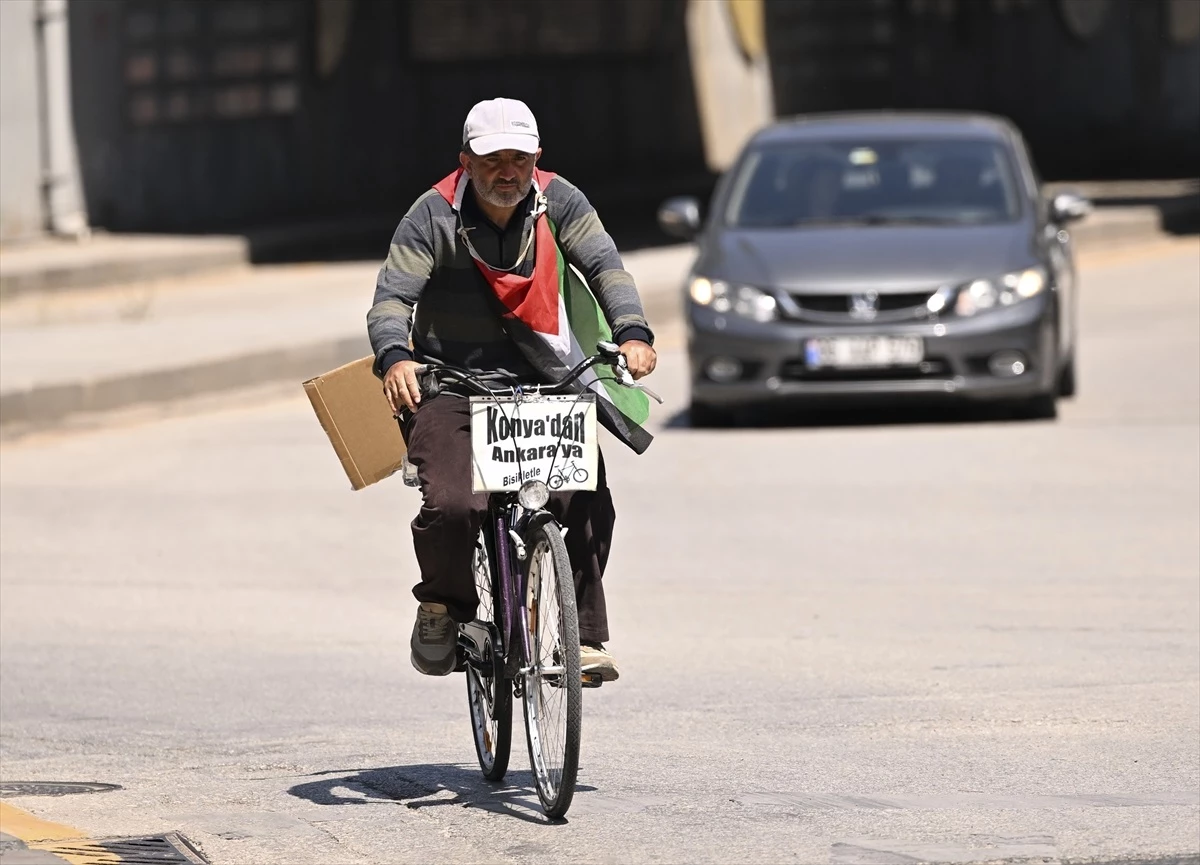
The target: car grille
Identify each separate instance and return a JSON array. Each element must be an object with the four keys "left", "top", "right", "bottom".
[
  {"left": 780, "top": 357, "right": 951, "bottom": 382},
  {"left": 785, "top": 291, "right": 936, "bottom": 324}
]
